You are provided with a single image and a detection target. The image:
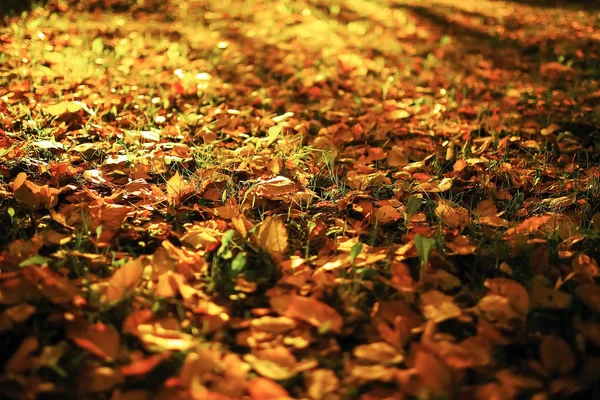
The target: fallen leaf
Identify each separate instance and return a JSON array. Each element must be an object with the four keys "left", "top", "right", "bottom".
[
  {"left": 248, "top": 377, "right": 290, "bottom": 400},
  {"left": 435, "top": 200, "right": 470, "bottom": 231},
  {"left": 374, "top": 205, "right": 403, "bottom": 225},
  {"left": 12, "top": 173, "right": 60, "bottom": 210},
  {"left": 106, "top": 258, "right": 144, "bottom": 302},
  {"left": 304, "top": 369, "right": 339, "bottom": 400},
  {"left": 166, "top": 171, "right": 192, "bottom": 206},
  {"left": 256, "top": 216, "right": 288, "bottom": 262},
  {"left": 67, "top": 320, "right": 121, "bottom": 362},
  {"left": 539, "top": 334, "right": 576, "bottom": 375},
  {"left": 353, "top": 341, "right": 404, "bottom": 364},
  {"left": 5, "top": 336, "right": 38, "bottom": 373},
  {"left": 284, "top": 294, "right": 343, "bottom": 333},
  {"left": 420, "top": 290, "right": 462, "bottom": 322},
  {"left": 485, "top": 278, "right": 530, "bottom": 316},
  {"left": 21, "top": 266, "right": 76, "bottom": 304}
]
